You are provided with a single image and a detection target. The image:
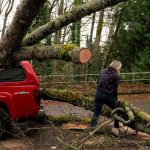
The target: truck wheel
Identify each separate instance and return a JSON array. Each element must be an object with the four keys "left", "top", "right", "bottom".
[{"left": 0, "top": 108, "right": 11, "bottom": 140}]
